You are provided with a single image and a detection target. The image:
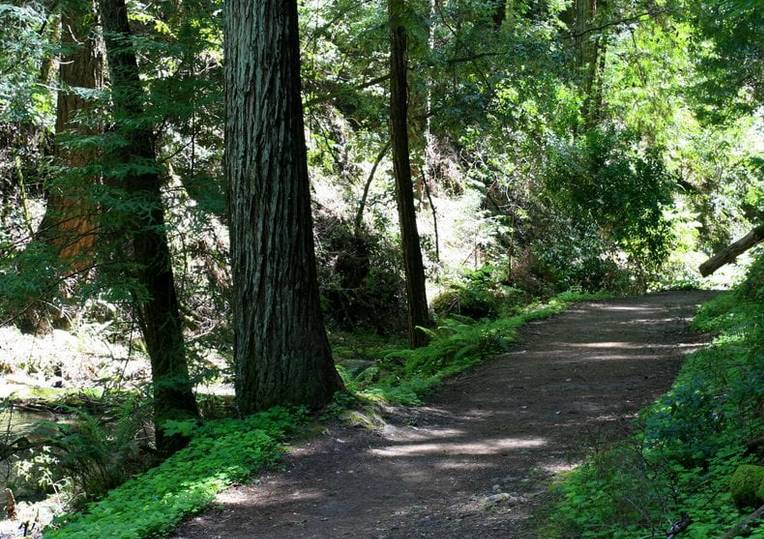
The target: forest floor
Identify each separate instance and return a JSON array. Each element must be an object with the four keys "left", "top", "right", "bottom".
[{"left": 175, "top": 290, "right": 716, "bottom": 539}]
